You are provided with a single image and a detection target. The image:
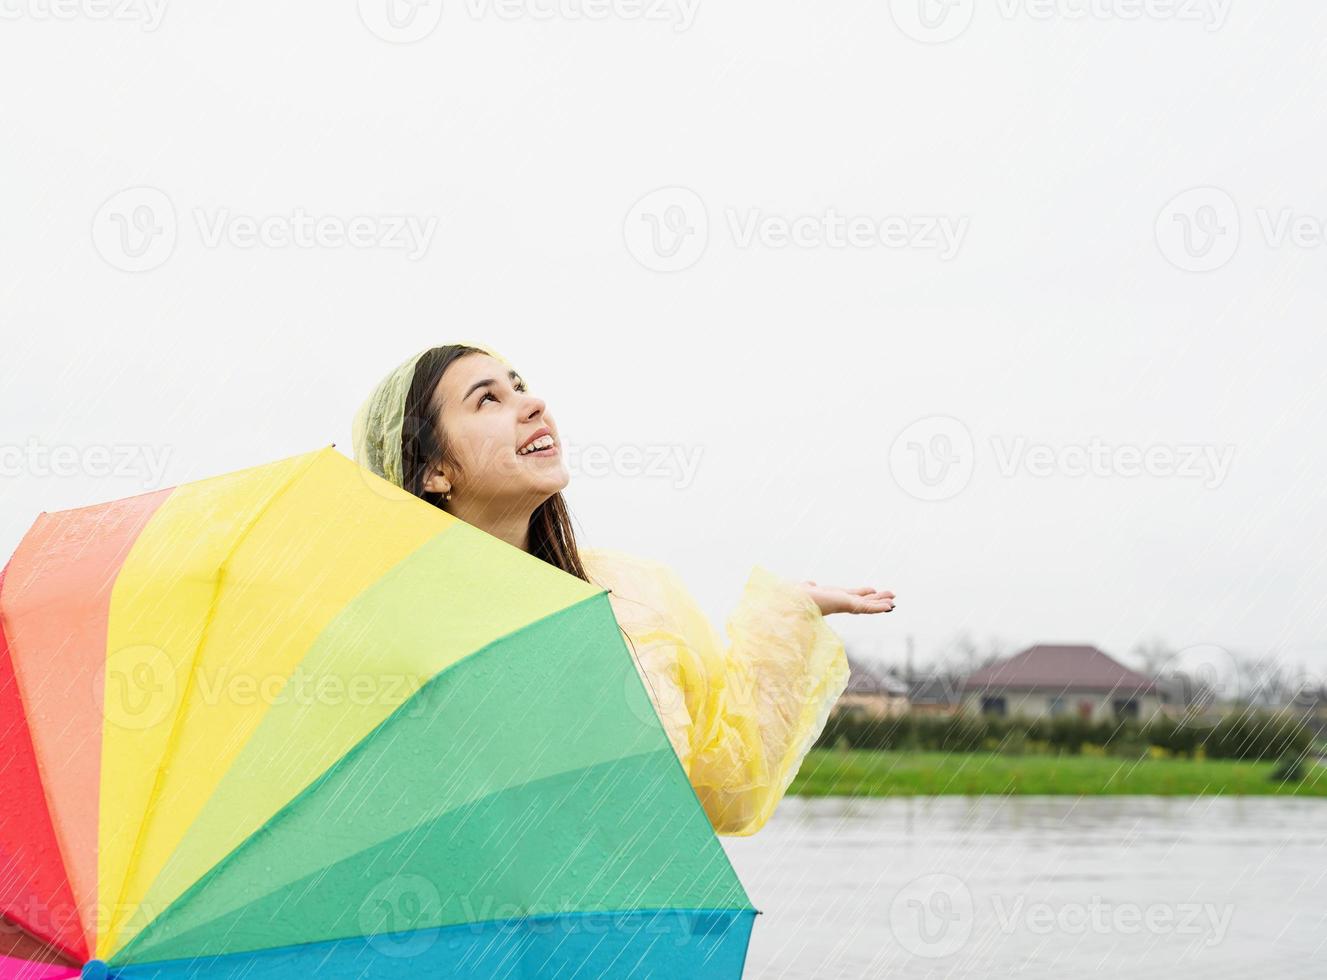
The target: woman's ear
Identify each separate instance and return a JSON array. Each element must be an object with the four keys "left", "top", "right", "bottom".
[{"left": 421, "top": 463, "right": 451, "bottom": 496}]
